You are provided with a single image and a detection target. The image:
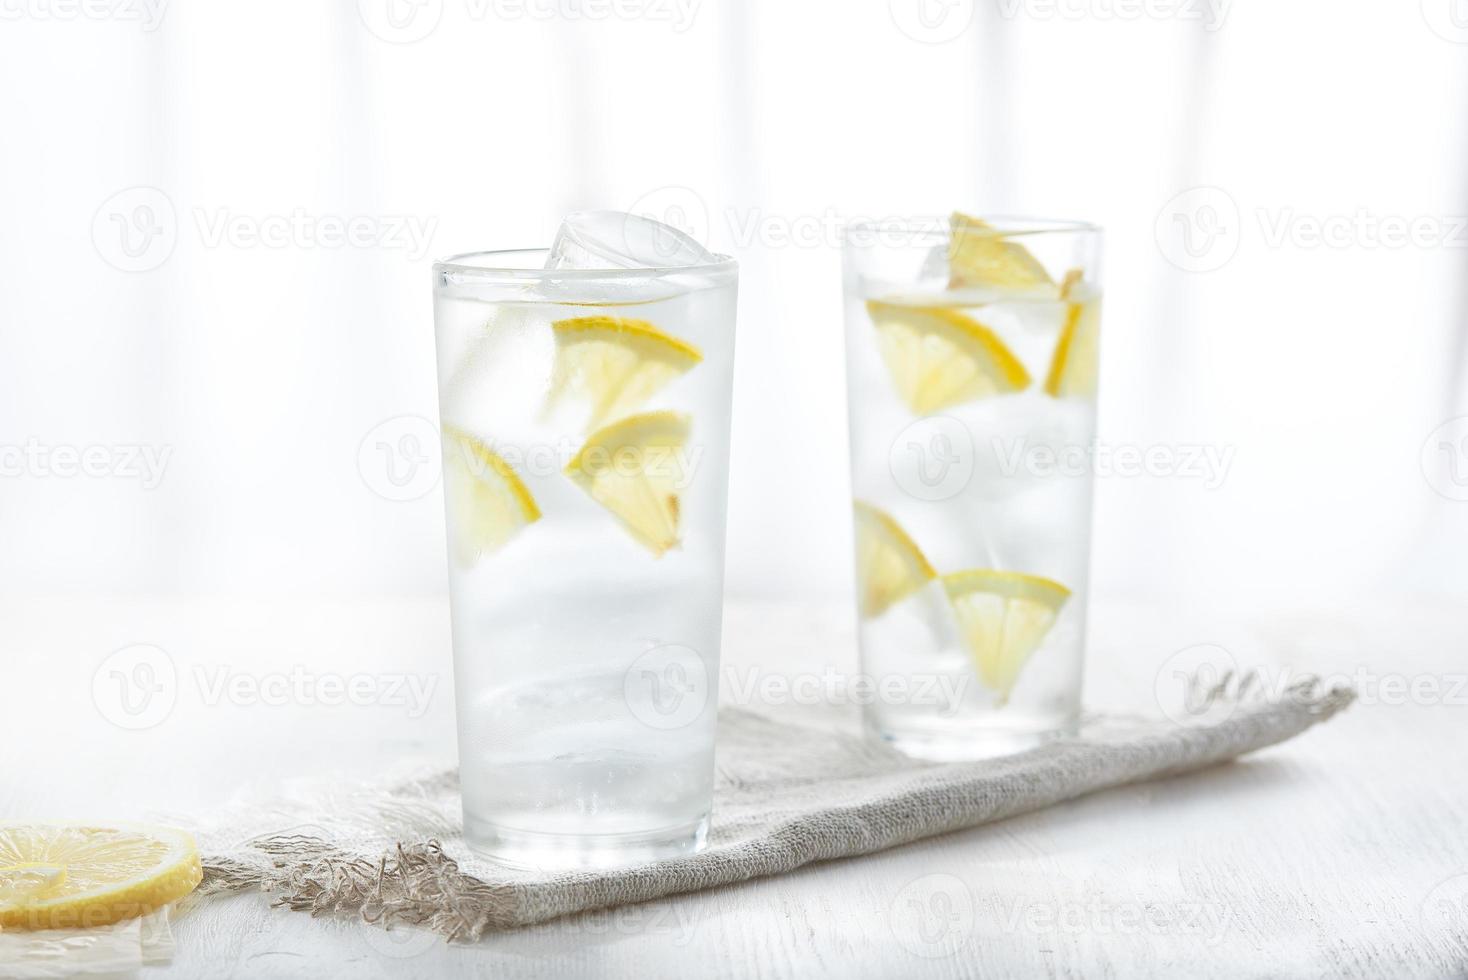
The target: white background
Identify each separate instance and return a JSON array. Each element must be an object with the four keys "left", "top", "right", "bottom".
[{"left": 2, "top": 0, "right": 1466, "bottom": 609}]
